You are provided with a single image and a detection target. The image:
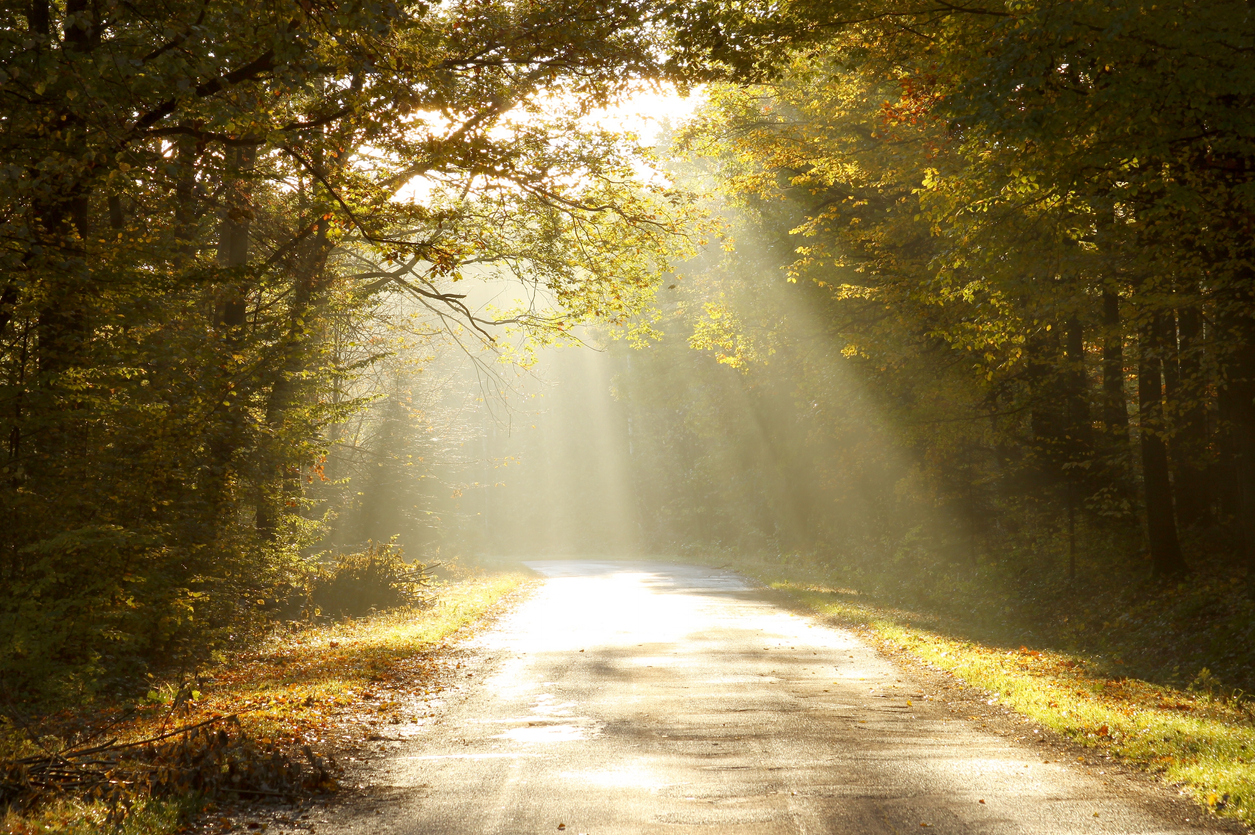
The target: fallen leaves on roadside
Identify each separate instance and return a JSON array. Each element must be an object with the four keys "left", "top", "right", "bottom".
[{"left": 1, "top": 574, "right": 532, "bottom": 832}]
